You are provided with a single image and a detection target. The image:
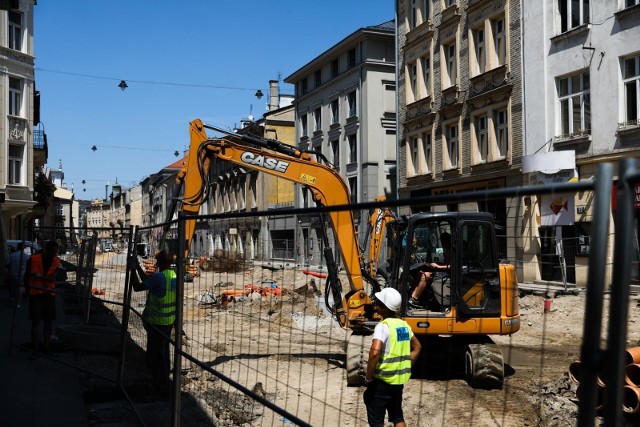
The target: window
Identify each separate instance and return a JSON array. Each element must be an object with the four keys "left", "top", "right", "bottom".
[
  {"left": 9, "top": 77, "right": 21, "bottom": 116},
  {"left": 8, "top": 143, "right": 23, "bottom": 185},
  {"left": 331, "top": 99, "right": 339, "bottom": 124},
  {"left": 314, "top": 107, "right": 321, "bottom": 131},
  {"left": 423, "top": 56, "right": 431, "bottom": 97},
  {"left": 348, "top": 134, "right": 357, "bottom": 163},
  {"left": 626, "top": 0, "right": 640, "bottom": 7},
  {"left": 409, "top": 136, "right": 419, "bottom": 175},
  {"left": 332, "top": 59, "right": 339, "bottom": 78},
  {"left": 301, "top": 79, "right": 308, "bottom": 95},
  {"left": 444, "top": 43, "right": 457, "bottom": 87},
  {"left": 446, "top": 124, "right": 459, "bottom": 168},
  {"left": 349, "top": 177, "right": 358, "bottom": 204},
  {"left": 409, "top": 62, "right": 418, "bottom": 101},
  {"left": 348, "top": 91, "right": 357, "bottom": 117},
  {"left": 410, "top": 0, "right": 418, "bottom": 29},
  {"left": 492, "top": 18, "right": 506, "bottom": 67},
  {"left": 558, "top": 71, "right": 591, "bottom": 137},
  {"left": 476, "top": 116, "right": 488, "bottom": 162},
  {"left": 623, "top": 55, "right": 640, "bottom": 125},
  {"left": 8, "top": 11, "right": 22, "bottom": 51},
  {"left": 474, "top": 28, "right": 486, "bottom": 74},
  {"left": 559, "top": 0, "right": 589, "bottom": 33},
  {"left": 445, "top": 0, "right": 456, "bottom": 7},
  {"left": 348, "top": 48, "right": 357, "bottom": 68},
  {"left": 301, "top": 113, "right": 308, "bottom": 137},
  {"left": 56, "top": 204, "right": 64, "bottom": 216},
  {"left": 423, "top": 0, "right": 431, "bottom": 22},
  {"left": 496, "top": 109, "right": 508, "bottom": 158},
  {"left": 331, "top": 140, "right": 340, "bottom": 170},
  {"left": 422, "top": 131, "right": 432, "bottom": 173},
  {"left": 314, "top": 70, "right": 322, "bottom": 88}
]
